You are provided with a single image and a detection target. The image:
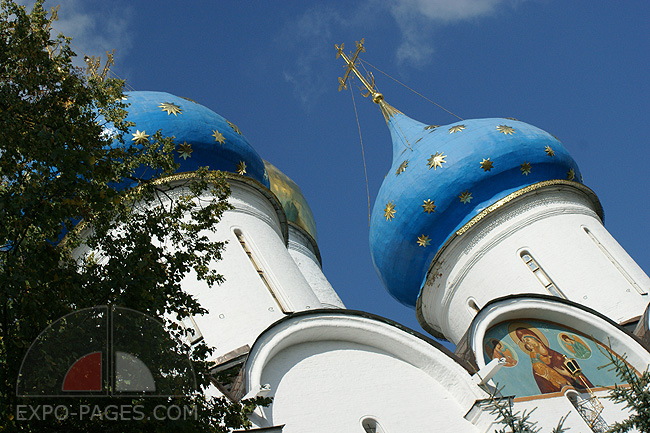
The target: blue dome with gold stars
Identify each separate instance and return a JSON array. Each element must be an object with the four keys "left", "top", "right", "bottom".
[
  {"left": 118, "top": 91, "right": 269, "bottom": 187},
  {"left": 369, "top": 106, "right": 581, "bottom": 307}
]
